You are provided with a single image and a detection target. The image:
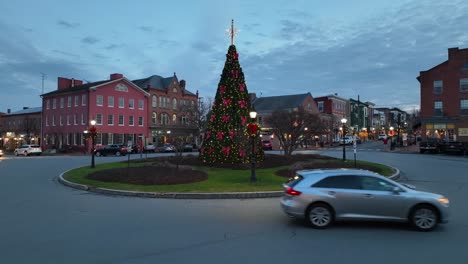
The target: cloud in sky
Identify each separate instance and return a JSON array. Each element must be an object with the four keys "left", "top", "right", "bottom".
[
  {"left": 0, "top": 0, "right": 467, "bottom": 113},
  {"left": 81, "top": 36, "right": 100, "bottom": 45},
  {"left": 57, "top": 20, "right": 79, "bottom": 29}
]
